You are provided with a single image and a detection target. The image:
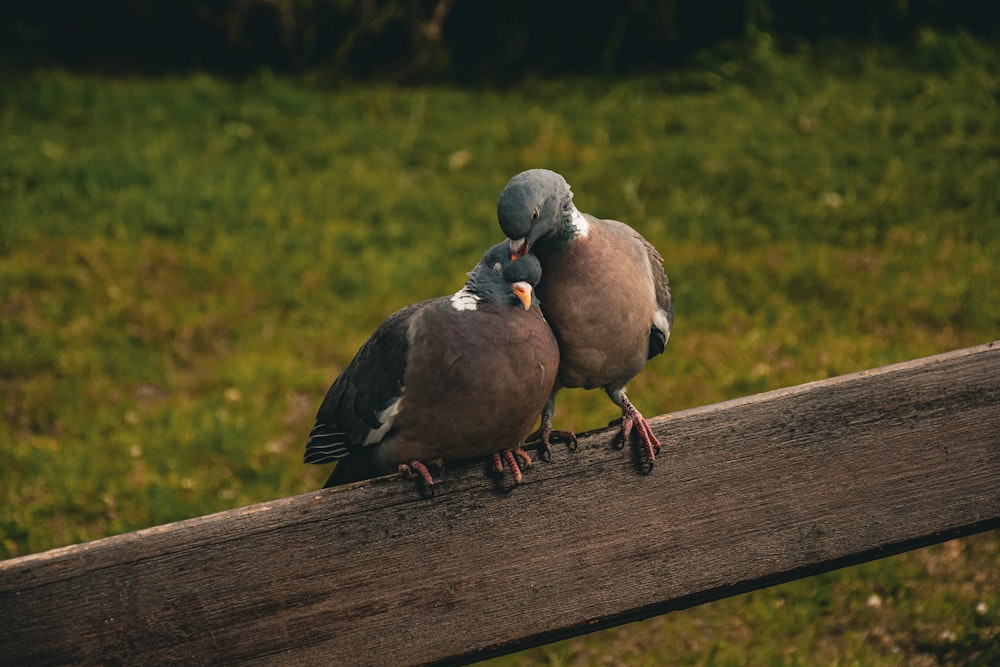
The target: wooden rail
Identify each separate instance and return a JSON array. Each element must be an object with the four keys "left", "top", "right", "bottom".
[{"left": 2, "top": 342, "right": 999, "bottom": 665}]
